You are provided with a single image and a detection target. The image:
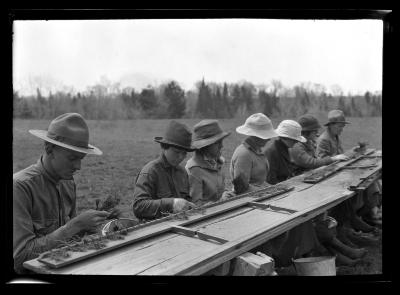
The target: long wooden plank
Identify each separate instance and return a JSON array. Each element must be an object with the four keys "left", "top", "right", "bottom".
[
  {"left": 348, "top": 161, "right": 382, "bottom": 190},
  {"left": 34, "top": 184, "right": 294, "bottom": 268},
  {"left": 163, "top": 191, "right": 354, "bottom": 275}
]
